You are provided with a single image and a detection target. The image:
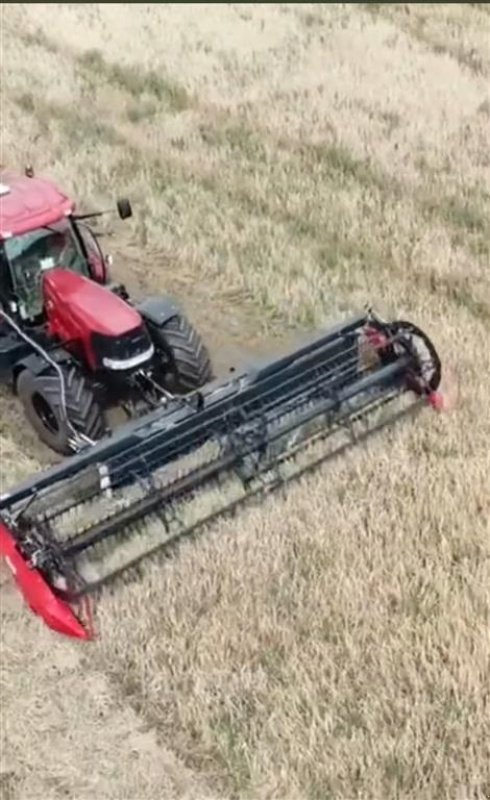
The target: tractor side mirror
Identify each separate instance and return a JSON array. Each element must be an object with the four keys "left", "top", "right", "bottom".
[{"left": 117, "top": 198, "right": 132, "bottom": 220}]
